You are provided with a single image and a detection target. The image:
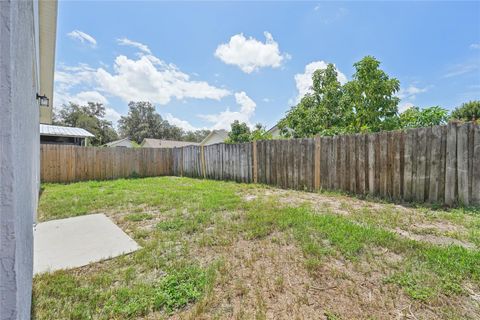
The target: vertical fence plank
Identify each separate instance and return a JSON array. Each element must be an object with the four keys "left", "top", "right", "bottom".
[
  {"left": 428, "top": 126, "right": 442, "bottom": 203},
  {"left": 445, "top": 123, "right": 458, "bottom": 206},
  {"left": 457, "top": 123, "right": 469, "bottom": 205},
  {"left": 472, "top": 124, "right": 480, "bottom": 205}
]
